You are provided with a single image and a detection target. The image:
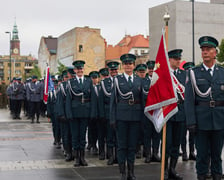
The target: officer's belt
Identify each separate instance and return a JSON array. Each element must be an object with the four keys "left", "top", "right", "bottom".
[
  {"left": 72, "top": 97, "right": 90, "bottom": 103},
  {"left": 118, "top": 99, "right": 140, "bottom": 105},
  {"left": 196, "top": 101, "right": 224, "bottom": 107}
]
